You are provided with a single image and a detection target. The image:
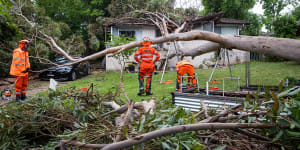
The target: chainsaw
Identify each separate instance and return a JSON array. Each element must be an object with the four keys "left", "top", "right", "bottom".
[
  {"left": 1, "top": 89, "right": 12, "bottom": 101},
  {"left": 1, "top": 74, "right": 24, "bottom": 101}
]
